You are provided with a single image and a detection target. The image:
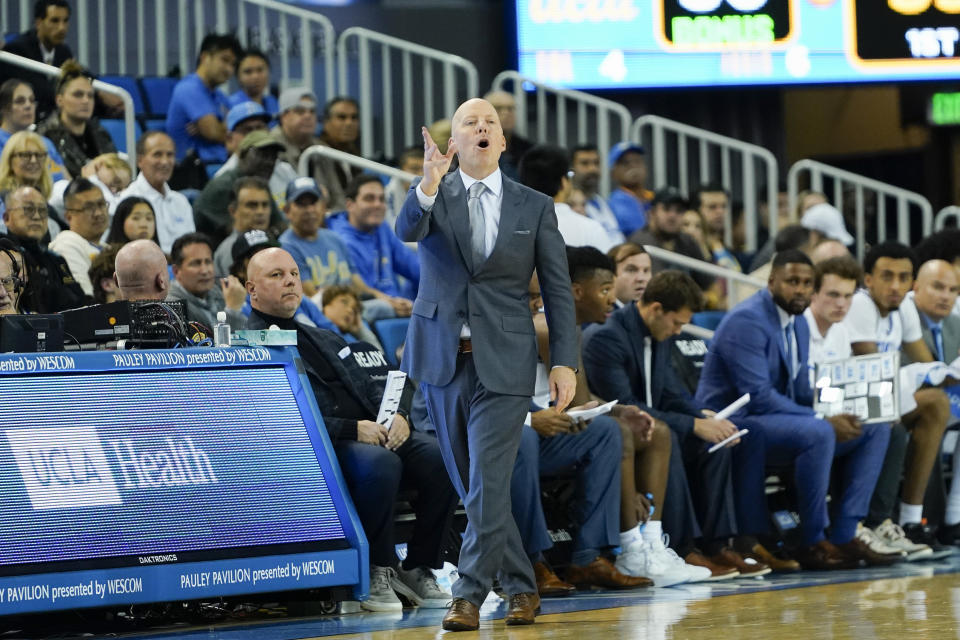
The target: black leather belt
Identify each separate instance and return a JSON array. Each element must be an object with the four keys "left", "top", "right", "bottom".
[{"left": 458, "top": 338, "right": 473, "bottom": 354}]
